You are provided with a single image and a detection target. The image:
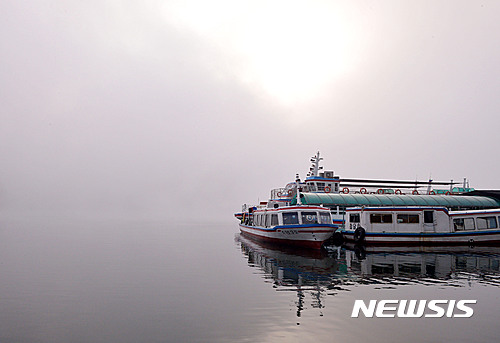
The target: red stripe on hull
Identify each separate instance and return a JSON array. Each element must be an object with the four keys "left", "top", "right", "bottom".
[{"left": 240, "top": 230, "right": 325, "bottom": 250}]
